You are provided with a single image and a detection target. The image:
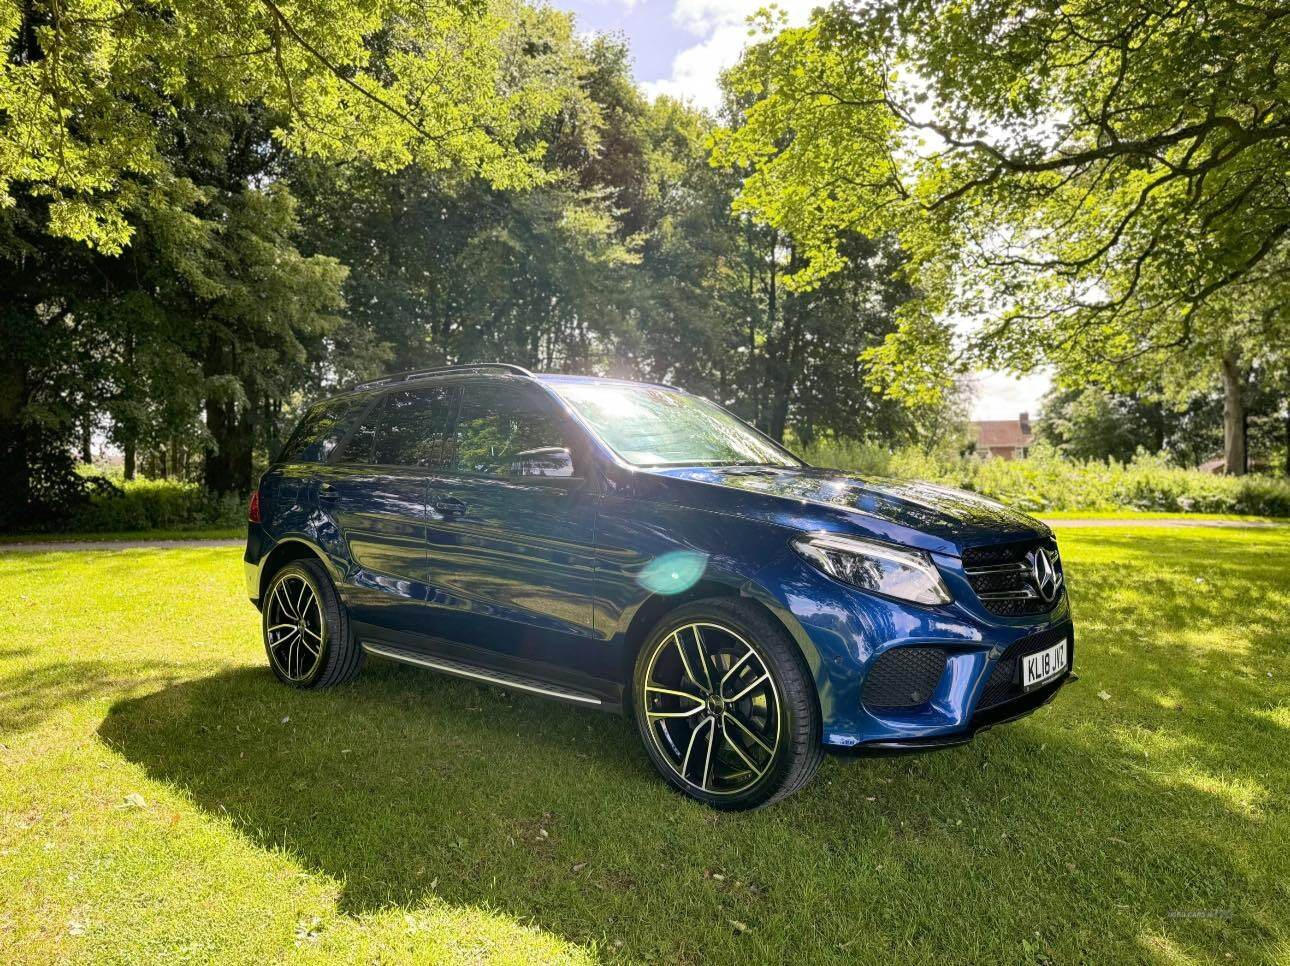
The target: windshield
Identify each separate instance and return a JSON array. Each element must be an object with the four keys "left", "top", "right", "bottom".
[{"left": 552, "top": 382, "right": 801, "bottom": 468}]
